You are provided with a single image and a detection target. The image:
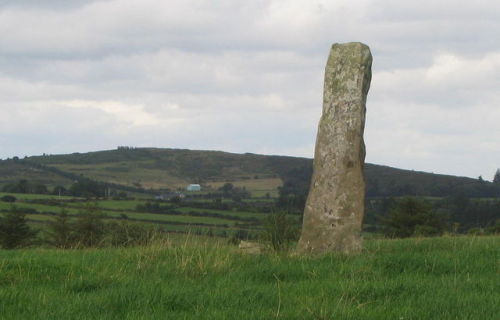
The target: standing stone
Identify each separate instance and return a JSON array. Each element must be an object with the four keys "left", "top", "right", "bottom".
[{"left": 297, "top": 42, "right": 372, "bottom": 254}]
